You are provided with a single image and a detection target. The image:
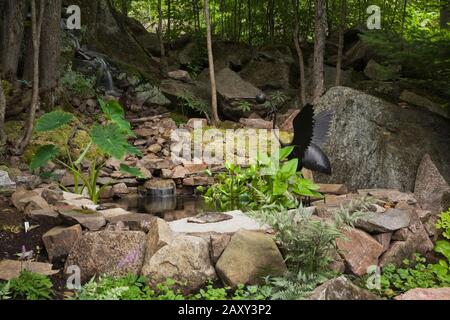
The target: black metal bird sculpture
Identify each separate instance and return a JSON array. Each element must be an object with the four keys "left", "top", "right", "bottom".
[{"left": 256, "top": 94, "right": 333, "bottom": 175}]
